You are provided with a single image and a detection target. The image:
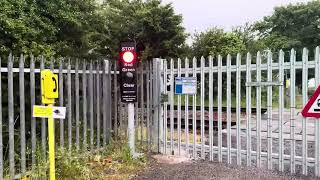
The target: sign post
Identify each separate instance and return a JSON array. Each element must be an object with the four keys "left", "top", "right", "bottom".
[
  {"left": 119, "top": 42, "right": 139, "bottom": 157},
  {"left": 48, "top": 104, "right": 55, "bottom": 180},
  {"left": 128, "top": 103, "right": 135, "bottom": 154},
  {"left": 32, "top": 70, "right": 65, "bottom": 180}
]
